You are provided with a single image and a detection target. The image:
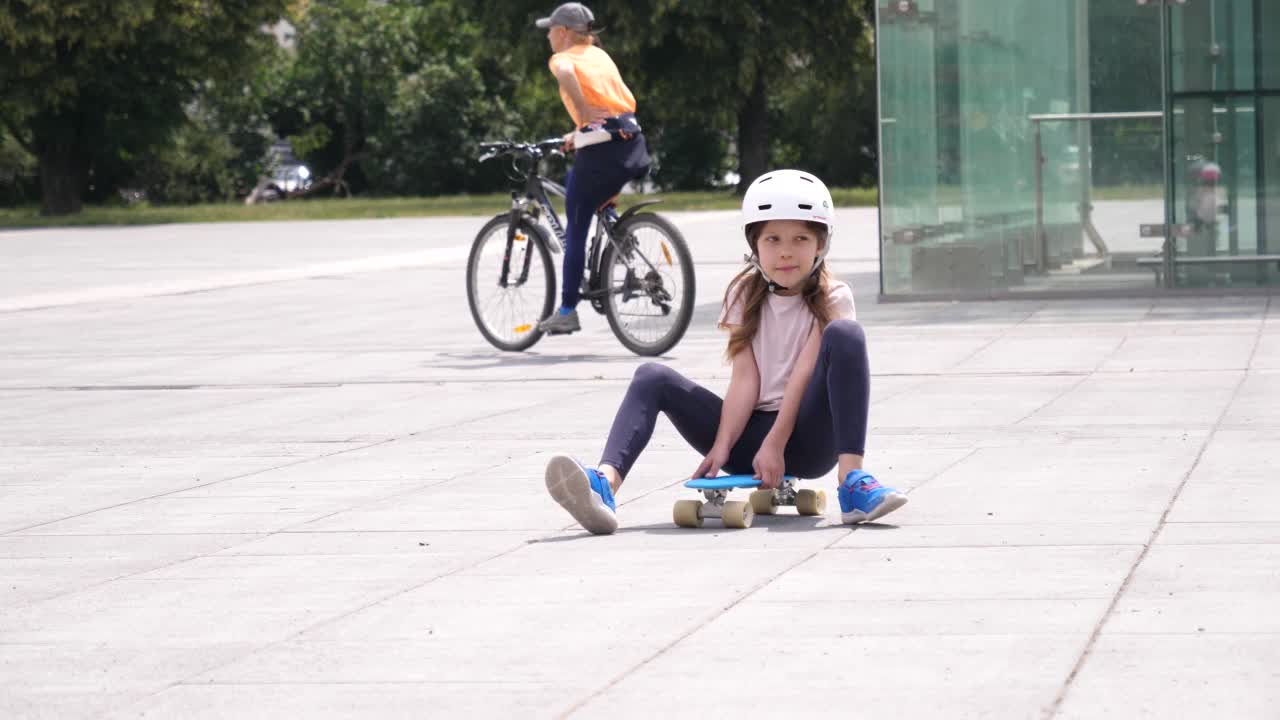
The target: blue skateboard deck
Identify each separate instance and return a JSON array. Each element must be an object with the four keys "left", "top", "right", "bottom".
[{"left": 685, "top": 474, "right": 796, "bottom": 491}]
